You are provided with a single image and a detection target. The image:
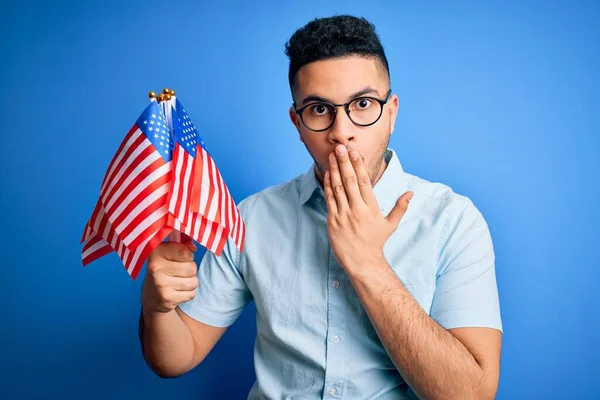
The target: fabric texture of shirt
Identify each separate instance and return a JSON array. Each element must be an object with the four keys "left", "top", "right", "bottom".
[{"left": 178, "top": 148, "right": 503, "bottom": 399}]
